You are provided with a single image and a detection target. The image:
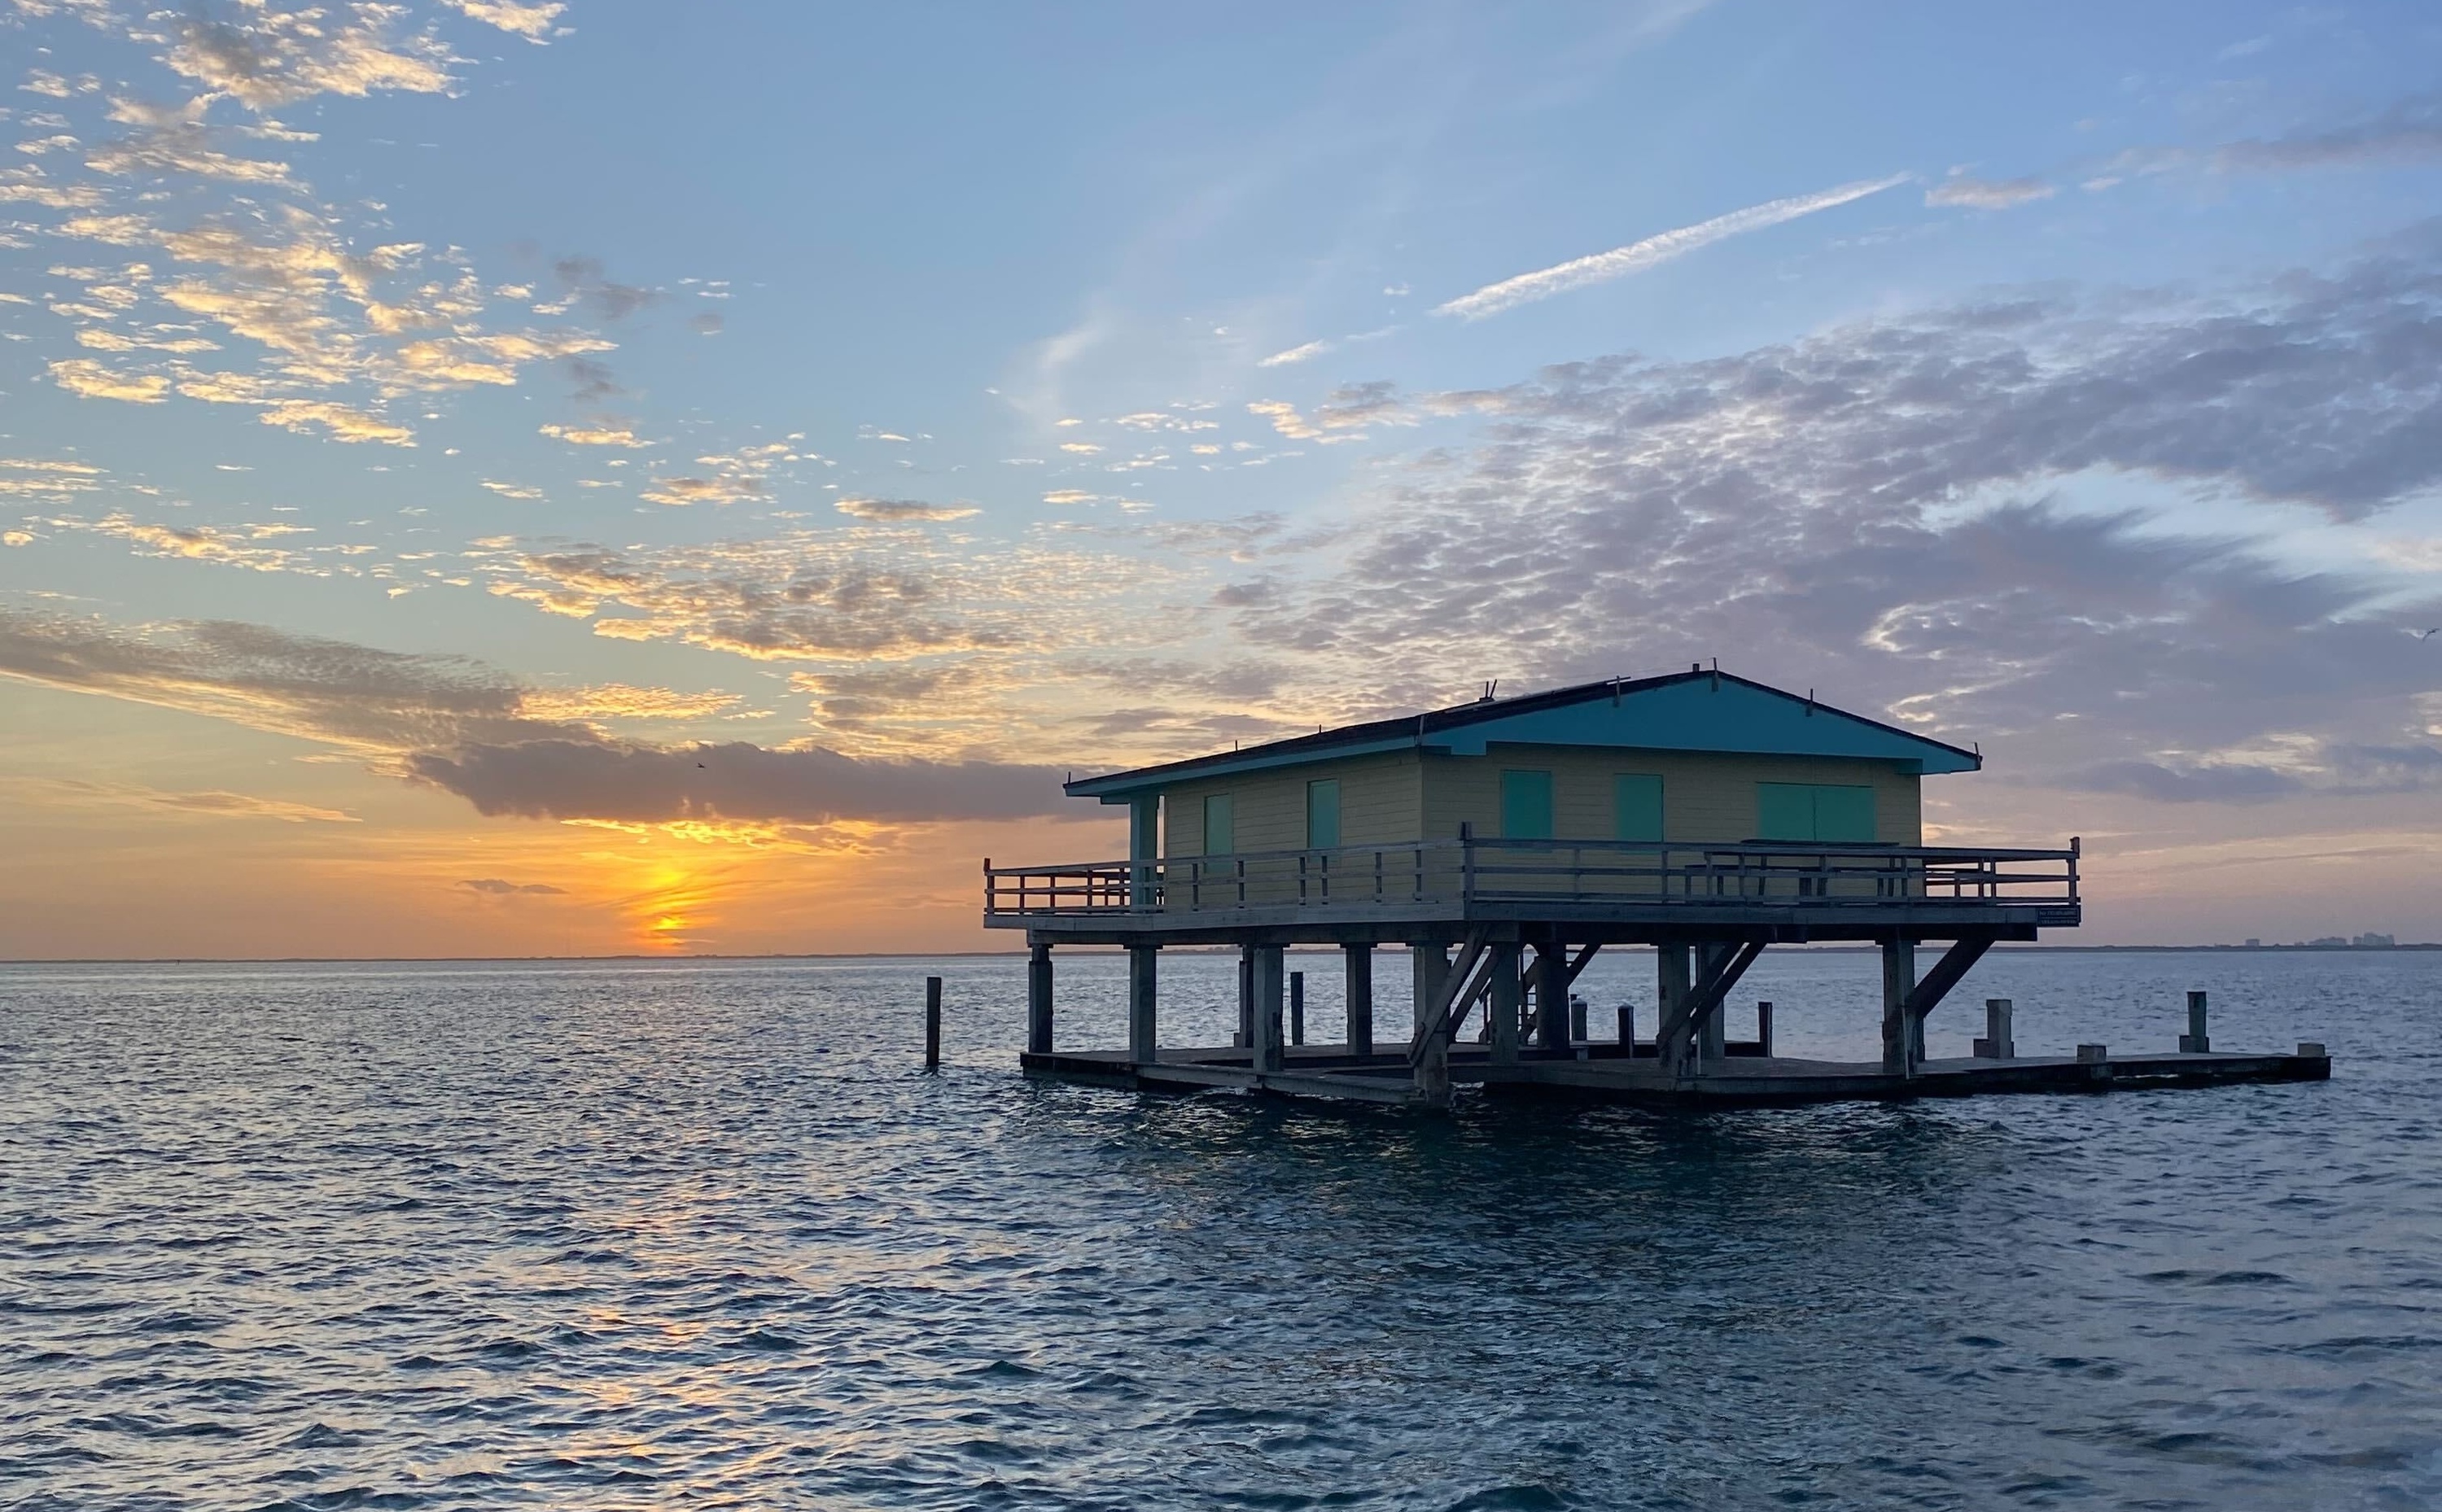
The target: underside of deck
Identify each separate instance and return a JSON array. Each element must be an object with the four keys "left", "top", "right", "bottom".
[{"left": 1019, "top": 1042, "right": 2332, "bottom": 1108}]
